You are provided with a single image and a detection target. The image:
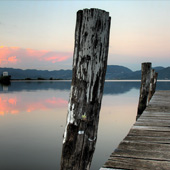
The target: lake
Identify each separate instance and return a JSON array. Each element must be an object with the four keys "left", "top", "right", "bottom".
[{"left": 0, "top": 81, "right": 170, "bottom": 170}]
